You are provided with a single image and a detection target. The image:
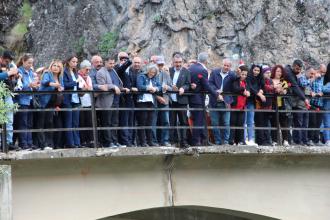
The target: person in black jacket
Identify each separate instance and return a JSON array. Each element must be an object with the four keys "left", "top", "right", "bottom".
[
  {"left": 246, "top": 64, "right": 264, "bottom": 146},
  {"left": 229, "top": 66, "right": 250, "bottom": 145},
  {"left": 169, "top": 54, "right": 191, "bottom": 148},
  {"left": 284, "top": 60, "right": 310, "bottom": 145},
  {"left": 114, "top": 52, "right": 133, "bottom": 147}
]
